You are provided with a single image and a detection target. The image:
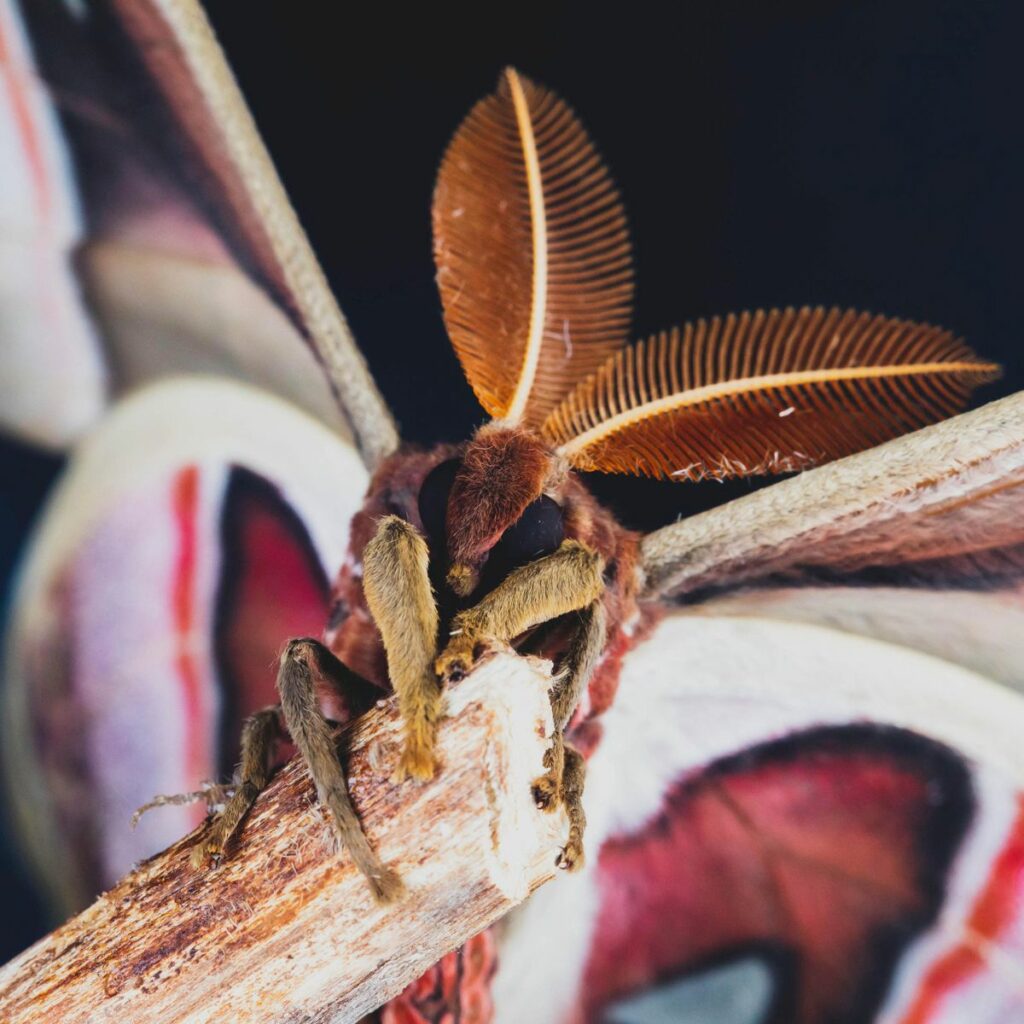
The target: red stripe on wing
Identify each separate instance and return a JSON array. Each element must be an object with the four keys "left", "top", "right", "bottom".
[
  {"left": 898, "top": 797, "right": 1024, "bottom": 1023},
  {"left": 171, "top": 465, "right": 207, "bottom": 800},
  {"left": 578, "top": 726, "right": 973, "bottom": 1024},
  {"left": 0, "top": 6, "right": 50, "bottom": 221}
]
